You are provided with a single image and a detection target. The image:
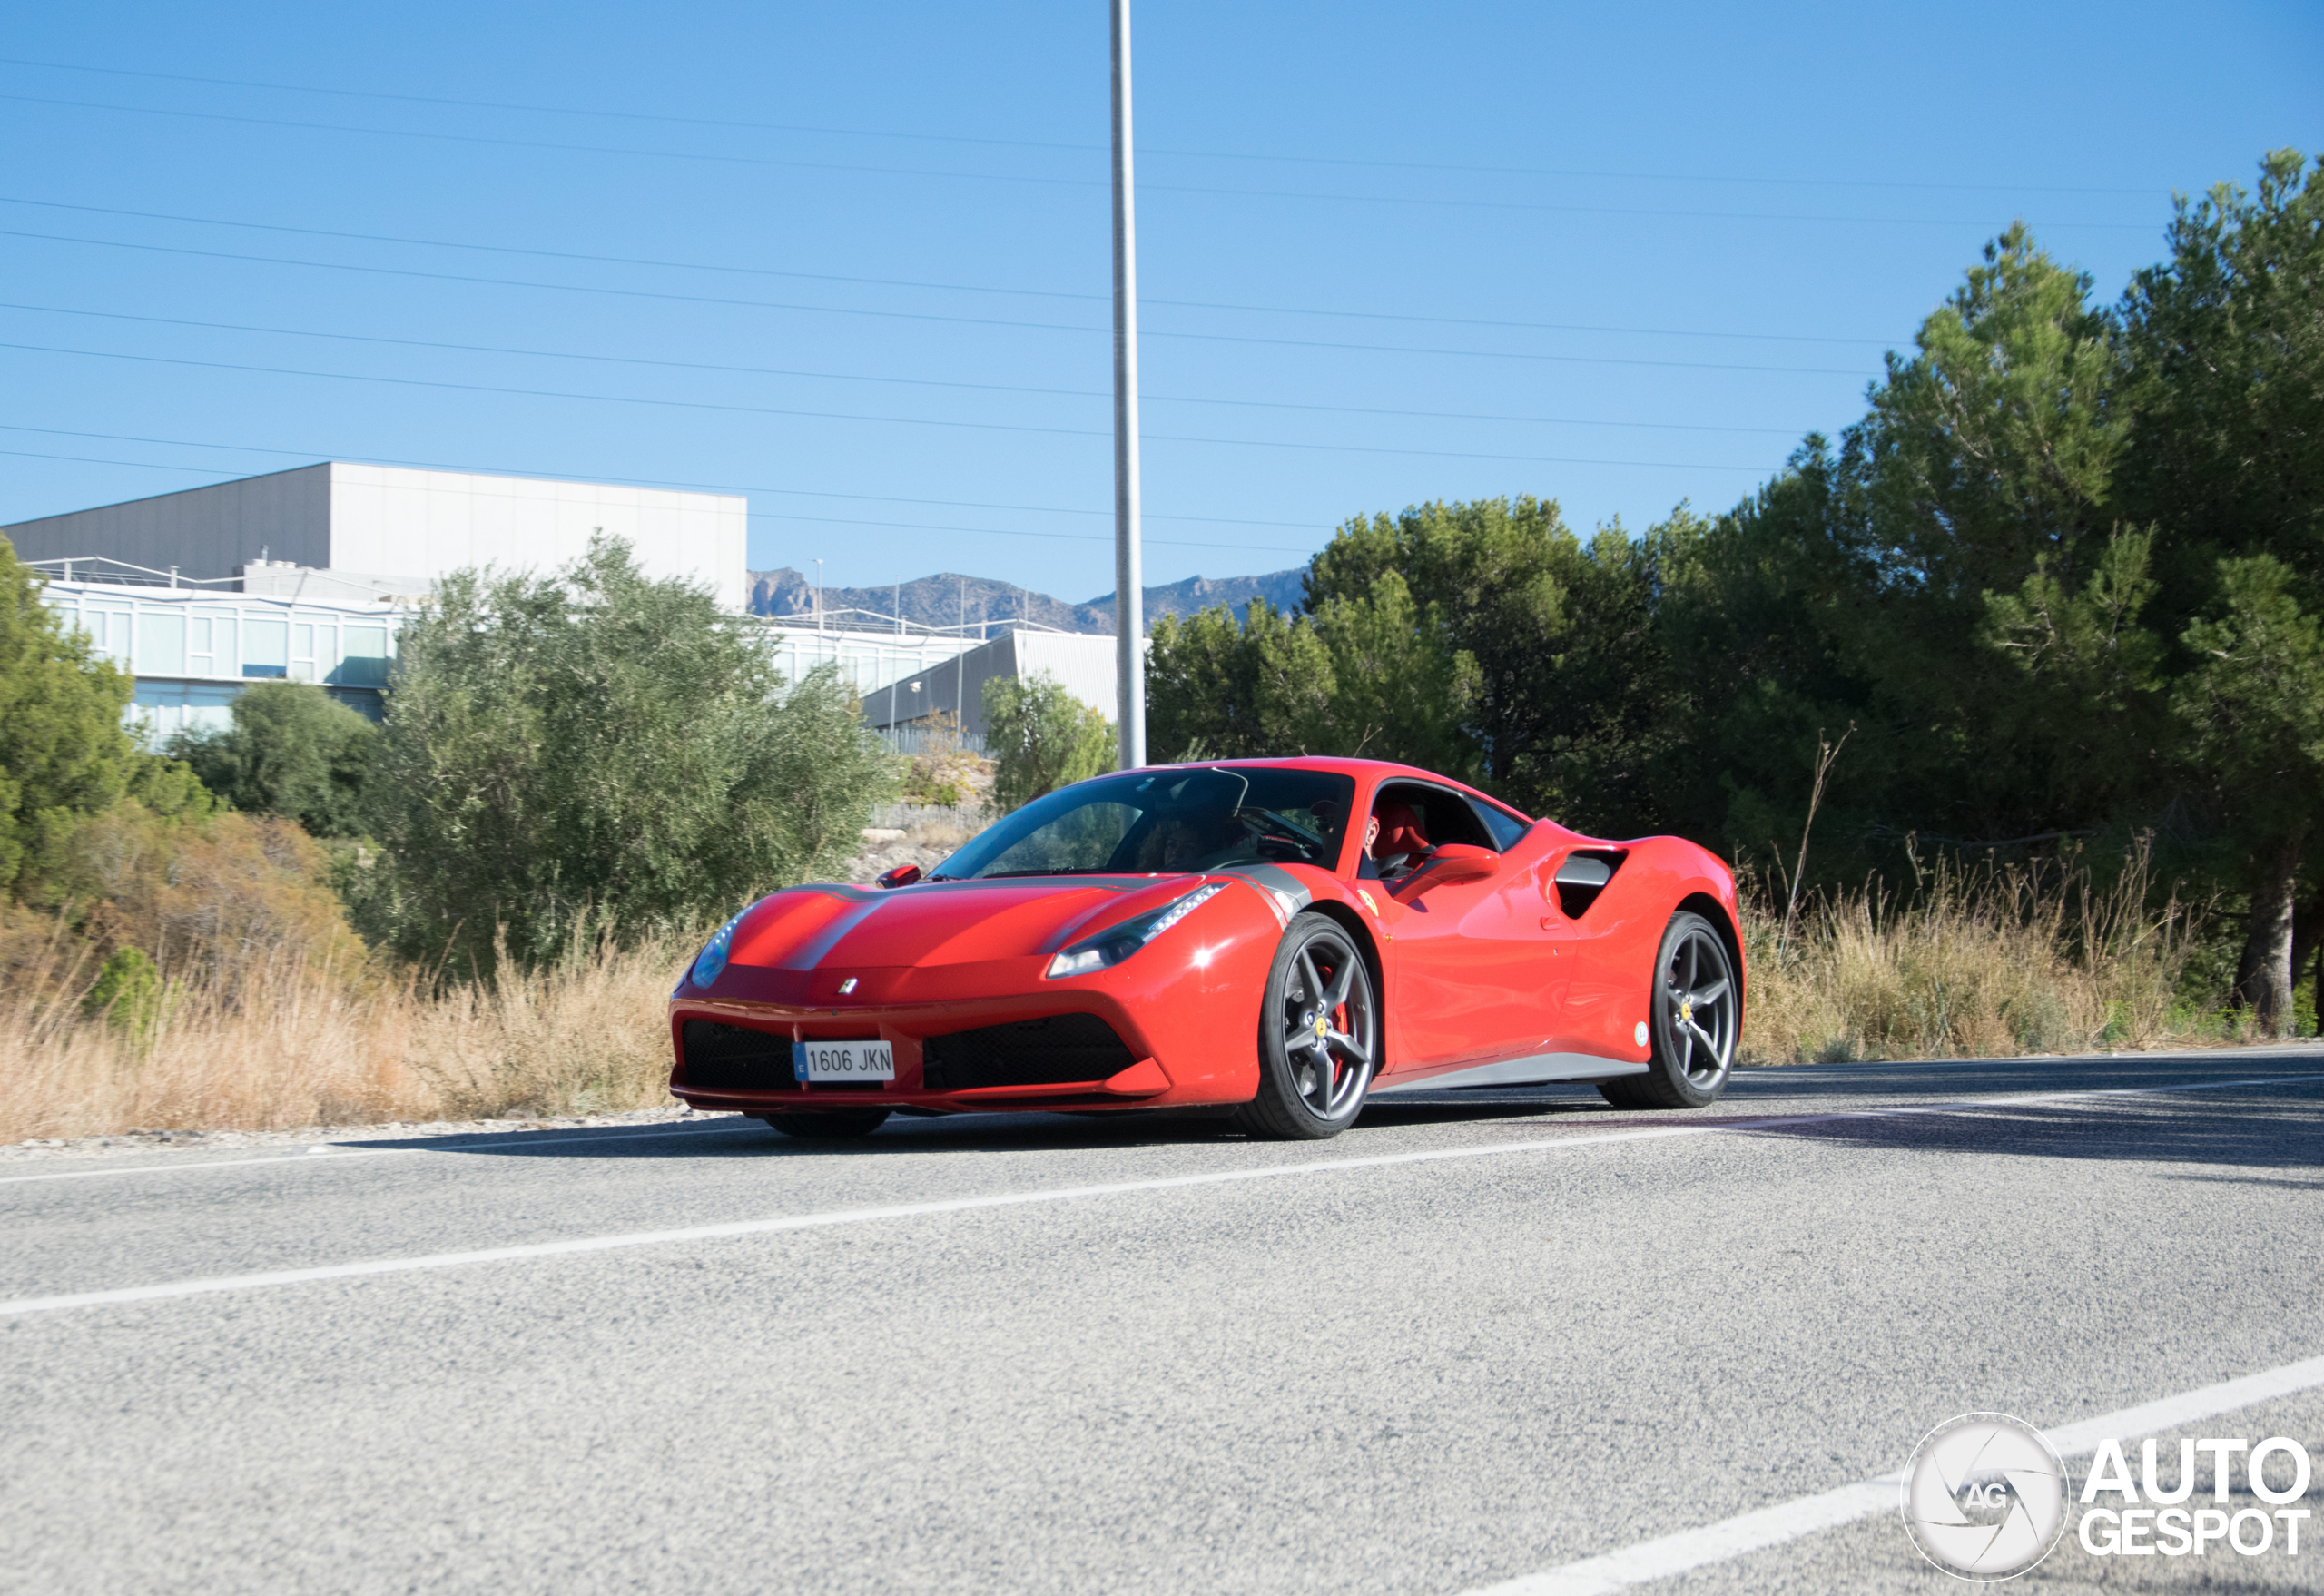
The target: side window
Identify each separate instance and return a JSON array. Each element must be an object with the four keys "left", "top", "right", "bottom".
[
  {"left": 1374, "top": 784, "right": 1491, "bottom": 851},
  {"left": 1470, "top": 801, "right": 1529, "bottom": 852},
  {"left": 1423, "top": 790, "right": 1489, "bottom": 849}
]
